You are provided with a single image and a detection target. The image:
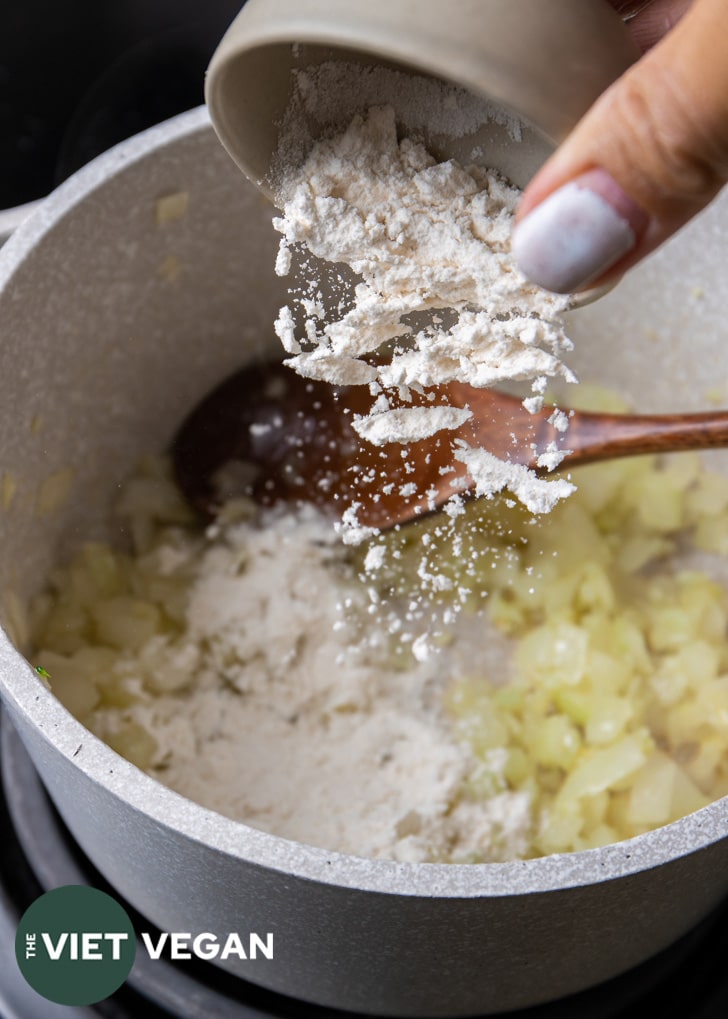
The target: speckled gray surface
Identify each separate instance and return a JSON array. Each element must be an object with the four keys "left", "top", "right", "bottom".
[{"left": 1, "top": 107, "right": 728, "bottom": 1015}]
